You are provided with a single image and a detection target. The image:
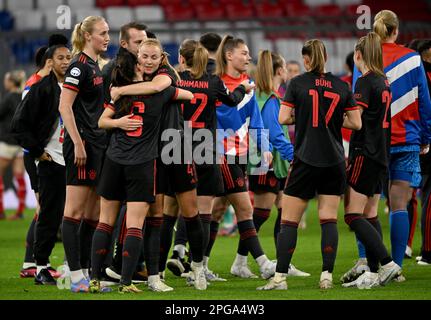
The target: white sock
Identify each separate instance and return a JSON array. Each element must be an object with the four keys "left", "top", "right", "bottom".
[
  {"left": 256, "top": 255, "right": 269, "bottom": 269},
  {"left": 23, "top": 262, "right": 36, "bottom": 269},
  {"left": 174, "top": 244, "right": 186, "bottom": 259},
  {"left": 82, "top": 268, "right": 89, "bottom": 279},
  {"left": 203, "top": 256, "right": 209, "bottom": 268},
  {"left": 274, "top": 272, "right": 286, "bottom": 281},
  {"left": 192, "top": 261, "right": 203, "bottom": 269},
  {"left": 234, "top": 254, "right": 248, "bottom": 266},
  {"left": 70, "top": 270, "right": 85, "bottom": 283},
  {"left": 148, "top": 275, "right": 159, "bottom": 285},
  {"left": 36, "top": 265, "right": 47, "bottom": 275}
]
